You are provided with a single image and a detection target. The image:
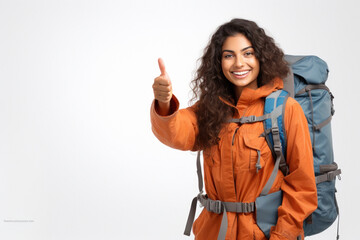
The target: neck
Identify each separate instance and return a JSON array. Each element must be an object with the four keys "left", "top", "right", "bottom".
[{"left": 234, "top": 87, "right": 243, "bottom": 101}]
